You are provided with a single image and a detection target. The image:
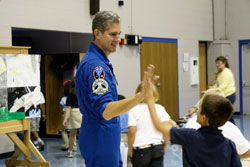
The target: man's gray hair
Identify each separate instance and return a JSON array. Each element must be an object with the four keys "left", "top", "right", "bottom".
[{"left": 92, "top": 11, "right": 120, "bottom": 35}]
